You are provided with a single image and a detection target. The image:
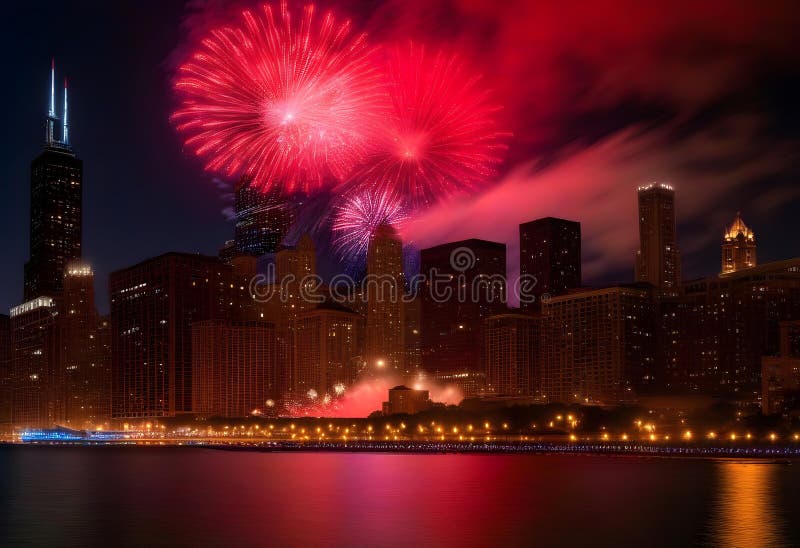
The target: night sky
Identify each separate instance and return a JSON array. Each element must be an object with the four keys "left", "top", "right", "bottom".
[{"left": 3, "top": 0, "right": 800, "bottom": 313}]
